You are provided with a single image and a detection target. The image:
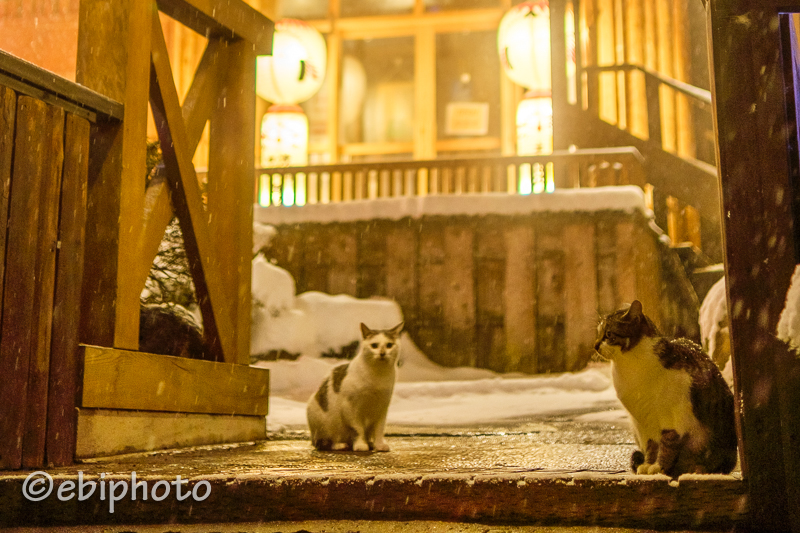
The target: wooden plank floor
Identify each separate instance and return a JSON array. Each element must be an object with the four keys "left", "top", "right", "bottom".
[{"left": 0, "top": 423, "right": 748, "bottom": 530}]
